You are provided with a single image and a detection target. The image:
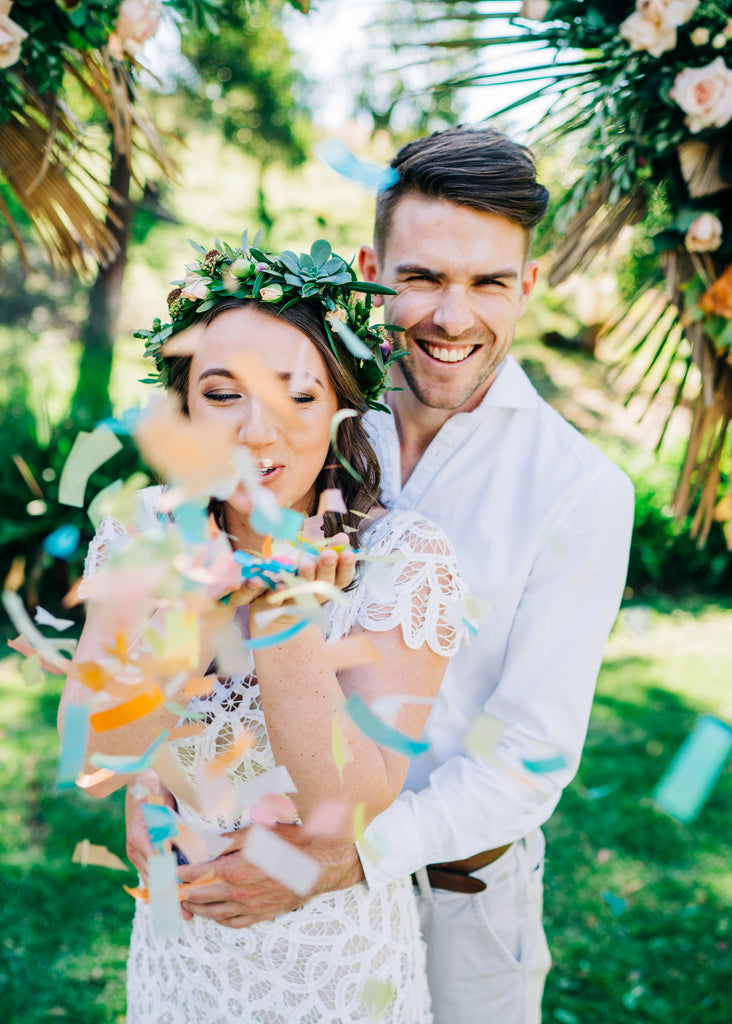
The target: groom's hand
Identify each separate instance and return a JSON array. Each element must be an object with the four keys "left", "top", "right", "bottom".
[{"left": 177, "top": 823, "right": 365, "bottom": 928}]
